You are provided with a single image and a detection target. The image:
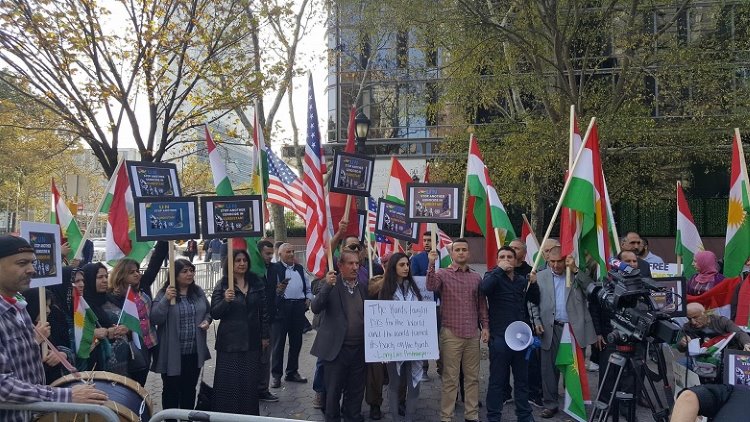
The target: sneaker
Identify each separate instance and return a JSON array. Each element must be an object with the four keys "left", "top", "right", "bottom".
[
  {"left": 586, "top": 361, "right": 599, "bottom": 372},
  {"left": 259, "top": 391, "right": 279, "bottom": 402},
  {"left": 312, "top": 392, "right": 323, "bottom": 409},
  {"left": 271, "top": 377, "right": 281, "bottom": 388},
  {"left": 529, "top": 397, "right": 544, "bottom": 408},
  {"left": 503, "top": 397, "right": 513, "bottom": 405}
]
